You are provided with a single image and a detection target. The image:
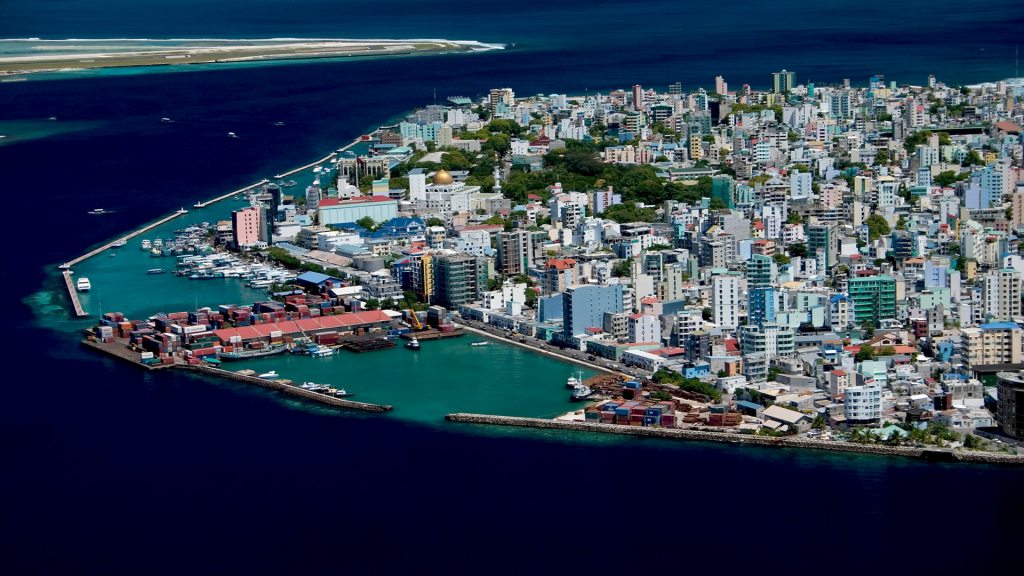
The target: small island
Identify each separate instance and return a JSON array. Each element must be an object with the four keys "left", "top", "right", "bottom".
[{"left": 0, "top": 39, "right": 498, "bottom": 76}]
